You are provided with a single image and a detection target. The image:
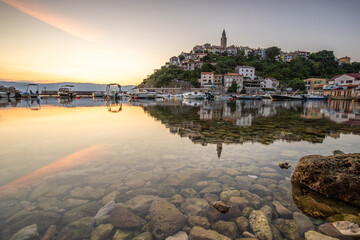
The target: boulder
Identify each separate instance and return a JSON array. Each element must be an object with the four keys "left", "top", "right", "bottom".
[
  {"left": 125, "top": 195, "right": 159, "bottom": 217},
  {"left": 291, "top": 154, "right": 360, "bottom": 206},
  {"left": 112, "top": 229, "right": 133, "bottom": 240},
  {"left": 40, "top": 225, "right": 56, "bottom": 240},
  {"left": 318, "top": 223, "right": 354, "bottom": 240},
  {"left": 63, "top": 201, "right": 99, "bottom": 223},
  {"left": 109, "top": 204, "right": 141, "bottom": 229},
  {"left": 332, "top": 221, "right": 360, "bottom": 239},
  {"left": 220, "top": 190, "right": 240, "bottom": 202},
  {"left": 189, "top": 226, "right": 231, "bottom": 240},
  {"left": 149, "top": 199, "right": 186, "bottom": 240},
  {"left": 249, "top": 210, "right": 272, "bottom": 240},
  {"left": 272, "top": 201, "right": 292, "bottom": 219},
  {"left": 9, "top": 224, "right": 39, "bottom": 240},
  {"left": 259, "top": 205, "right": 273, "bottom": 223},
  {"left": 69, "top": 186, "right": 104, "bottom": 200},
  {"left": 95, "top": 201, "right": 116, "bottom": 219},
  {"left": 180, "top": 188, "right": 200, "bottom": 198},
  {"left": 235, "top": 216, "right": 249, "bottom": 232},
  {"left": 240, "top": 190, "right": 262, "bottom": 209}
]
